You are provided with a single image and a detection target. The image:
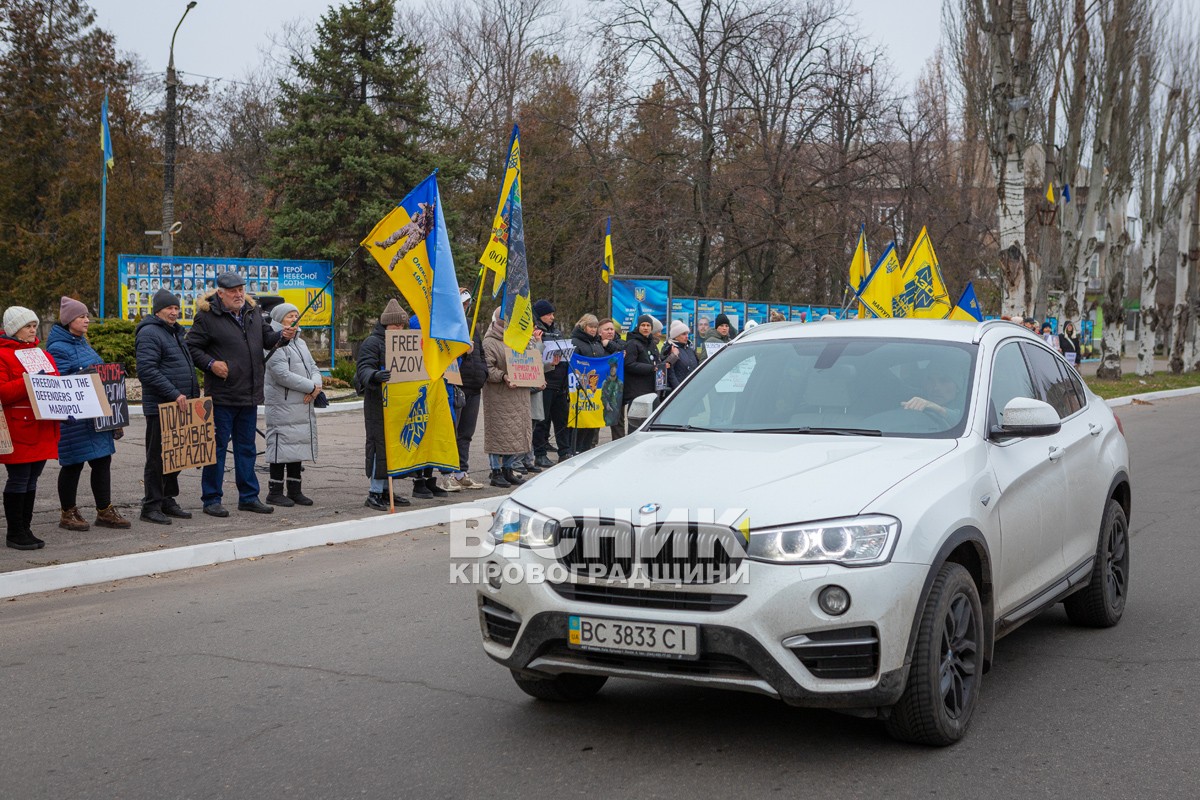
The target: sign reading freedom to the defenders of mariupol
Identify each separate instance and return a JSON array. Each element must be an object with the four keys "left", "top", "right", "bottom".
[
  {"left": 0, "top": 400, "right": 12, "bottom": 456},
  {"left": 23, "top": 373, "right": 112, "bottom": 421},
  {"left": 385, "top": 330, "right": 429, "bottom": 383},
  {"left": 506, "top": 347, "right": 544, "bottom": 388},
  {"left": 159, "top": 398, "right": 217, "bottom": 472}
]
